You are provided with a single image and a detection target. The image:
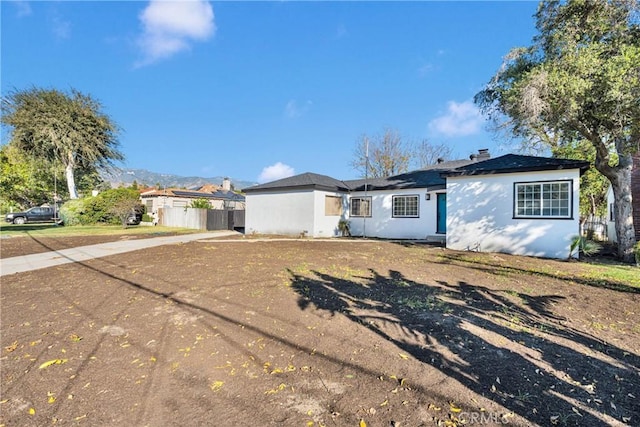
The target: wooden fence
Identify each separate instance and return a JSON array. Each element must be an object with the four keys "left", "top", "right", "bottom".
[
  {"left": 581, "top": 215, "right": 607, "bottom": 240},
  {"left": 158, "top": 208, "right": 244, "bottom": 231}
]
